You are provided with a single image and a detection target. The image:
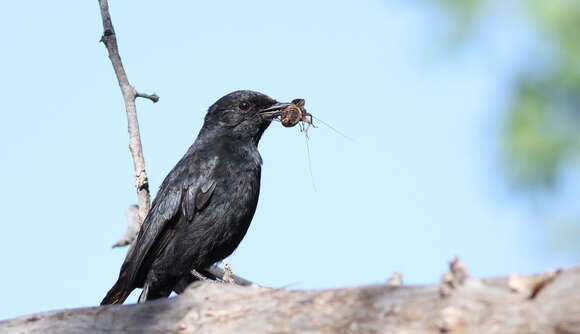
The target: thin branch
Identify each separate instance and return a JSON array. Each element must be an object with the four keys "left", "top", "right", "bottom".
[
  {"left": 98, "top": 0, "right": 157, "bottom": 230},
  {"left": 136, "top": 92, "right": 160, "bottom": 103}
]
